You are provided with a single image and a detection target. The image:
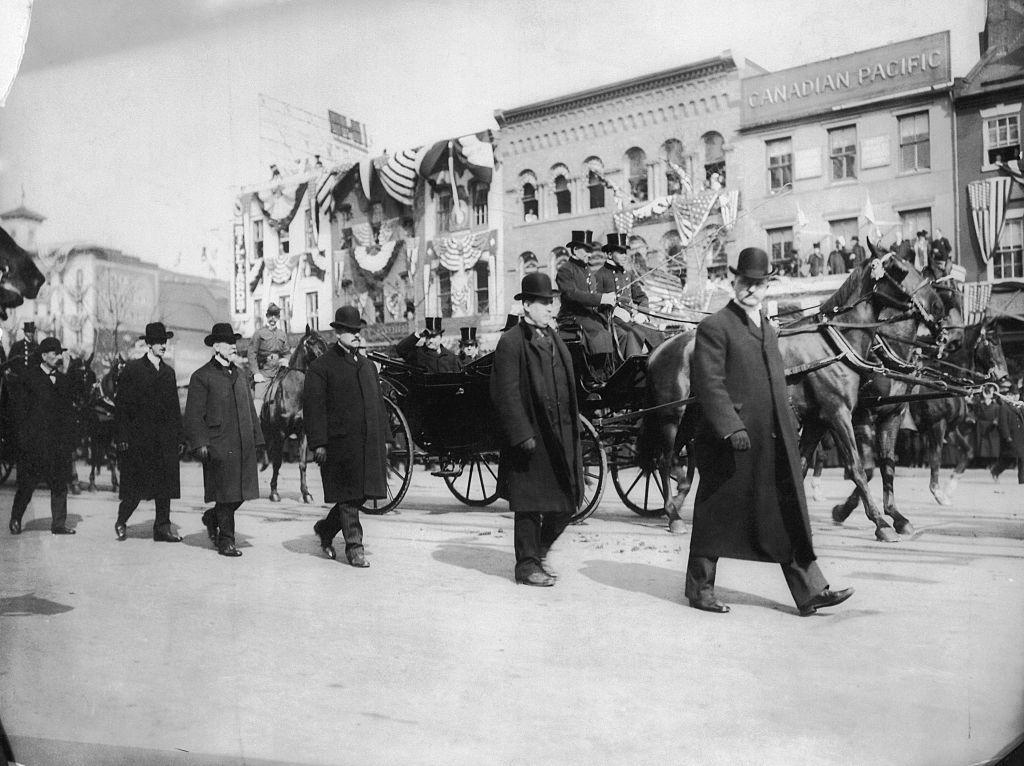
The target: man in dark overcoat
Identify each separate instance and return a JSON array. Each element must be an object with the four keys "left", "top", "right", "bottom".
[
  {"left": 303, "top": 306, "right": 388, "bottom": 567},
  {"left": 491, "top": 272, "right": 583, "bottom": 587},
  {"left": 992, "top": 384, "right": 1024, "bottom": 483},
  {"left": 114, "top": 322, "right": 185, "bottom": 542},
  {"left": 974, "top": 384, "right": 1002, "bottom": 469},
  {"left": 8, "top": 336, "right": 77, "bottom": 535},
  {"left": 596, "top": 232, "right": 664, "bottom": 357},
  {"left": 184, "top": 322, "right": 264, "bottom": 557},
  {"left": 395, "top": 316, "right": 461, "bottom": 373},
  {"left": 556, "top": 230, "right": 615, "bottom": 377},
  {"left": 686, "top": 247, "right": 853, "bottom": 615}
]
